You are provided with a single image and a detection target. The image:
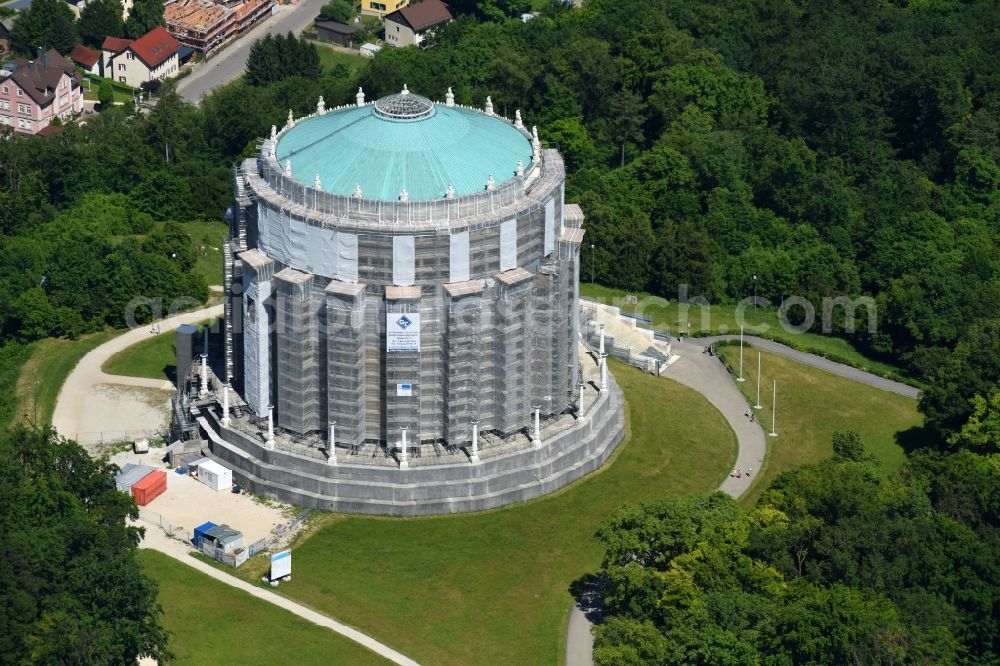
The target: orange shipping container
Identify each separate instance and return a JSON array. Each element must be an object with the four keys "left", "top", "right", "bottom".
[{"left": 132, "top": 470, "right": 167, "bottom": 506}]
